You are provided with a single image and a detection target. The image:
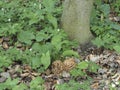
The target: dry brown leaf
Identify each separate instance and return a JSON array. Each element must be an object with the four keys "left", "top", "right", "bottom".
[
  {"left": 22, "top": 65, "right": 32, "bottom": 73},
  {"left": 0, "top": 77, "right": 7, "bottom": 83},
  {"left": 3, "top": 37, "right": 10, "bottom": 42},
  {"left": 0, "top": 38, "right": 3, "bottom": 44},
  {"left": 16, "top": 43, "right": 23, "bottom": 48},
  {"left": 2, "top": 42, "right": 9, "bottom": 49},
  {"left": 91, "top": 82, "right": 99, "bottom": 89},
  {"left": 31, "top": 72, "right": 40, "bottom": 76},
  {"left": 44, "top": 69, "right": 51, "bottom": 75},
  {"left": 116, "top": 60, "right": 120, "bottom": 65},
  {"left": 21, "top": 73, "right": 30, "bottom": 77}
]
